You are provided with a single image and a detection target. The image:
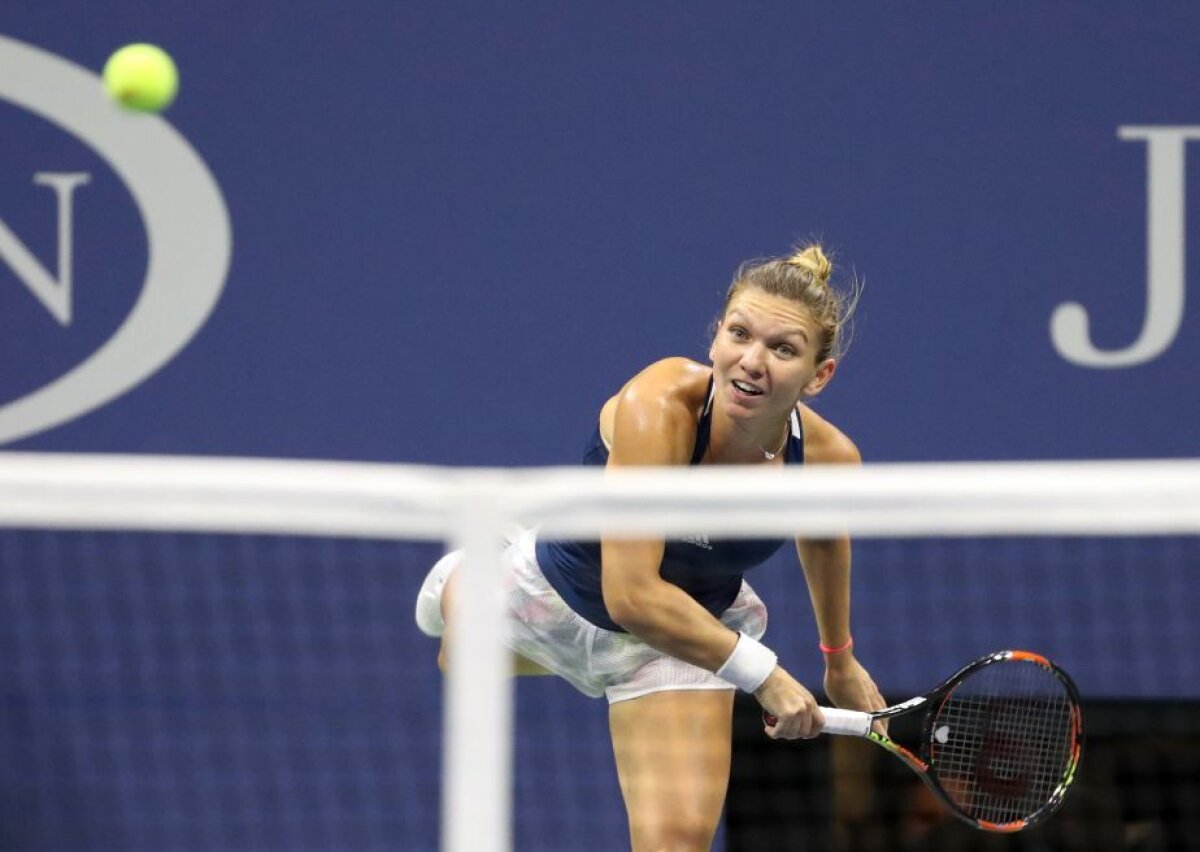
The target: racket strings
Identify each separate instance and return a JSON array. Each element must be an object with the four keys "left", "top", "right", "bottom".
[{"left": 930, "top": 659, "right": 1077, "bottom": 825}]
